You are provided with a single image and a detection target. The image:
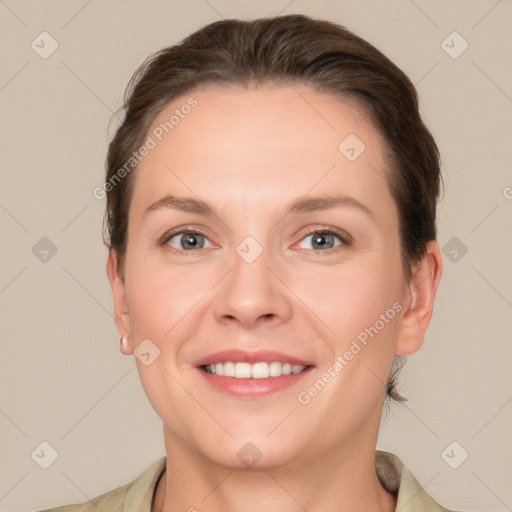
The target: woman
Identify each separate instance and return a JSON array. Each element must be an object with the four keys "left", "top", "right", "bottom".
[{"left": 42, "top": 14, "right": 456, "bottom": 512}]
